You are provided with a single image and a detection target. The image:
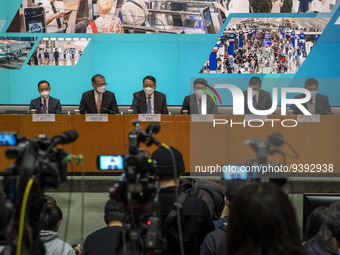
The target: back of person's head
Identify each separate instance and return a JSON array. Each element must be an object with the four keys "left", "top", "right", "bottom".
[
  {"left": 225, "top": 179, "right": 249, "bottom": 203},
  {"left": 326, "top": 201, "right": 340, "bottom": 246},
  {"left": 41, "top": 204, "right": 63, "bottom": 231},
  {"left": 104, "top": 199, "right": 125, "bottom": 225},
  {"left": 249, "top": 77, "right": 262, "bottom": 87},
  {"left": 304, "top": 206, "right": 335, "bottom": 253},
  {"left": 44, "top": 195, "right": 57, "bottom": 205},
  {"left": 305, "top": 206, "right": 328, "bottom": 240},
  {"left": 250, "top": 0, "right": 272, "bottom": 12},
  {"left": 151, "top": 146, "right": 185, "bottom": 178},
  {"left": 305, "top": 78, "right": 318, "bottom": 88},
  {"left": 227, "top": 182, "right": 305, "bottom": 255}
]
